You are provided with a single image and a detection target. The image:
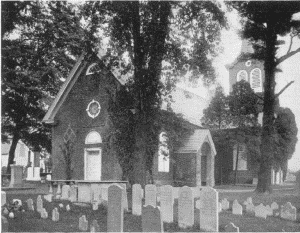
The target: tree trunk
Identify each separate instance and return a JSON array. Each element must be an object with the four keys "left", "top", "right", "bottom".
[
  {"left": 6, "top": 133, "right": 20, "bottom": 175},
  {"left": 234, "top": 143, "right": 240, "bottom": 185},
  {"left": 256, "top": 19, "right": 277, "bottom": 194}
]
